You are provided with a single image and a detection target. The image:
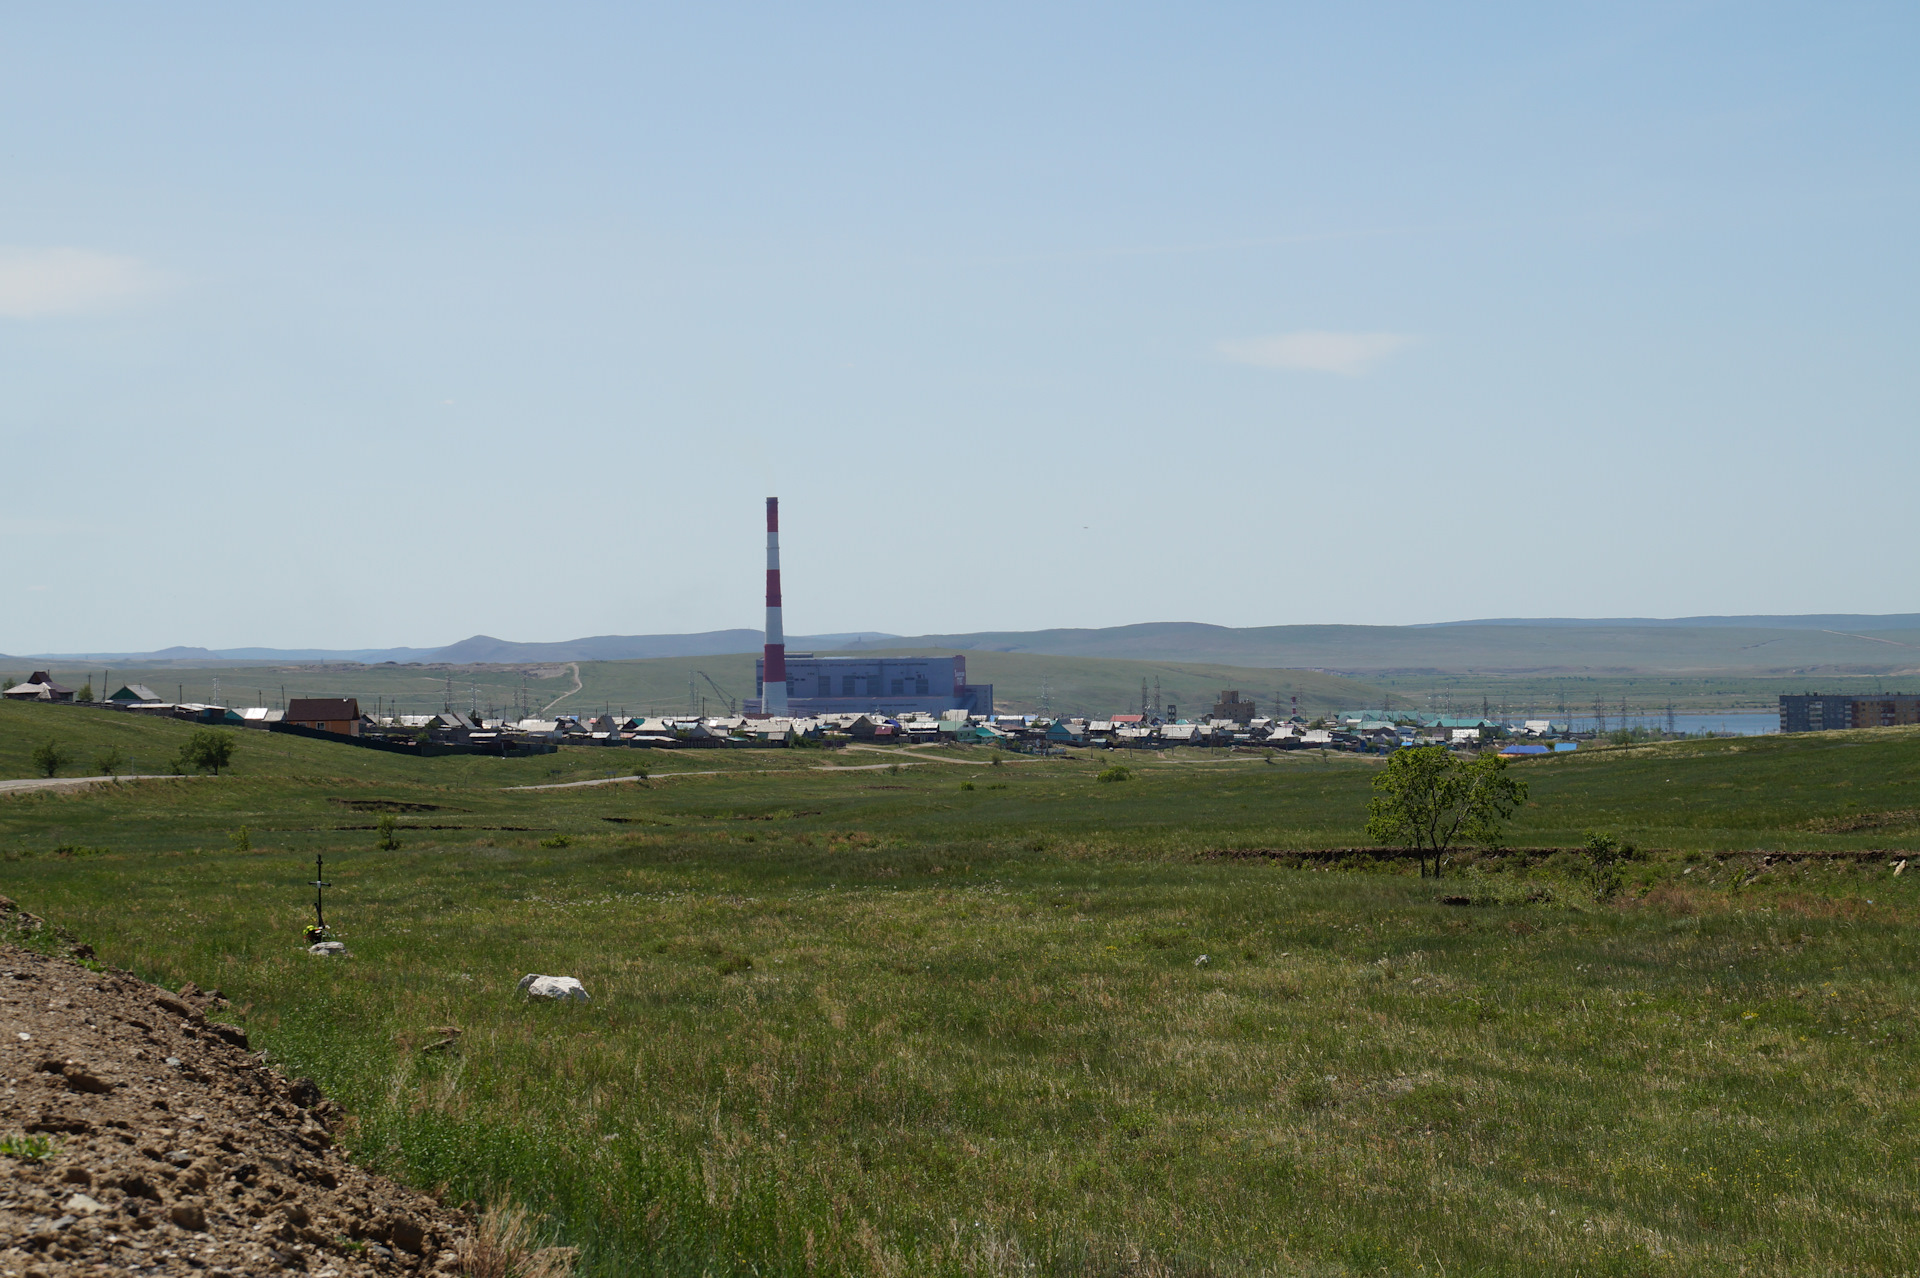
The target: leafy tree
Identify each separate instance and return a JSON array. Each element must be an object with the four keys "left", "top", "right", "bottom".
[
  {"left": 94, "top": 746, "right": 127, "bottom": 777},
  {"left": 77, "top": 681, "right": 93, "bottom": 702},
  {"left": 376, "top": 814, "right": 401, "bottom": 851},
  {"left": 1365, "top": 746, "right": 1529, "bottom": 878},
  {"left": 230, "top": 826, "right": 252, "bottom": 853},
  {"left": 179, "top": 729, "right": 237, "bottom": 775},
  {"left": 30, "top": 740, "right": 70, "bottom": 778},
  {"left": 1, "top": 677, "right": 13, "bottom": 691}
]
